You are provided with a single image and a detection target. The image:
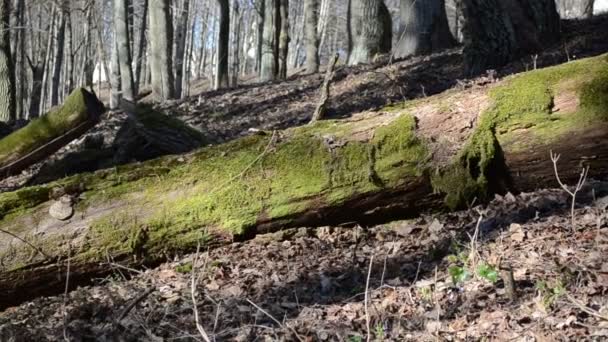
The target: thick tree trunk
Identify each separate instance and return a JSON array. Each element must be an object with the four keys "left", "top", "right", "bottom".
[
  {"left": 462, "top": 0, "right": 560, "bottom": 76},
  {"left": 149, "top": 0, "right": 175, "bottom": 100},
  {"left": 260, "top": 0, "right": 280, "bottom": 81},
  {"left": 1, "top": 54, "right": 607, "bottom": 309},
  {"left": 557, "top": 0, "right": 595, "bottom": 19},
  {"left": 304, "top": 0, "right": 320, "bottom": 74},
  {"left": 0, "top": 88, "right": 105, "bottom": 177},
  {"left": 114, "top": 0, "right": 136, "bottom": 101},
  {"left": 0, "top": 0, "right": 15, "bottom": 123},
  {"left": 215, "top": 0, "right": 230, "bottom": 89},
  {"left": 395, "top": 0, "right": 455, "bottom": 58},
  {"left": 347, "top": 0, "right": 392, "bottom": 65}
]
